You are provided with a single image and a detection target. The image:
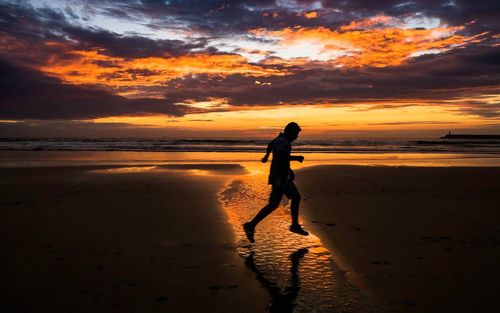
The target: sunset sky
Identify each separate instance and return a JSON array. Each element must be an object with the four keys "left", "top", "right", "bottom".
[{"left": 0, "top": 0, "right": 499, "bottom": 138}]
